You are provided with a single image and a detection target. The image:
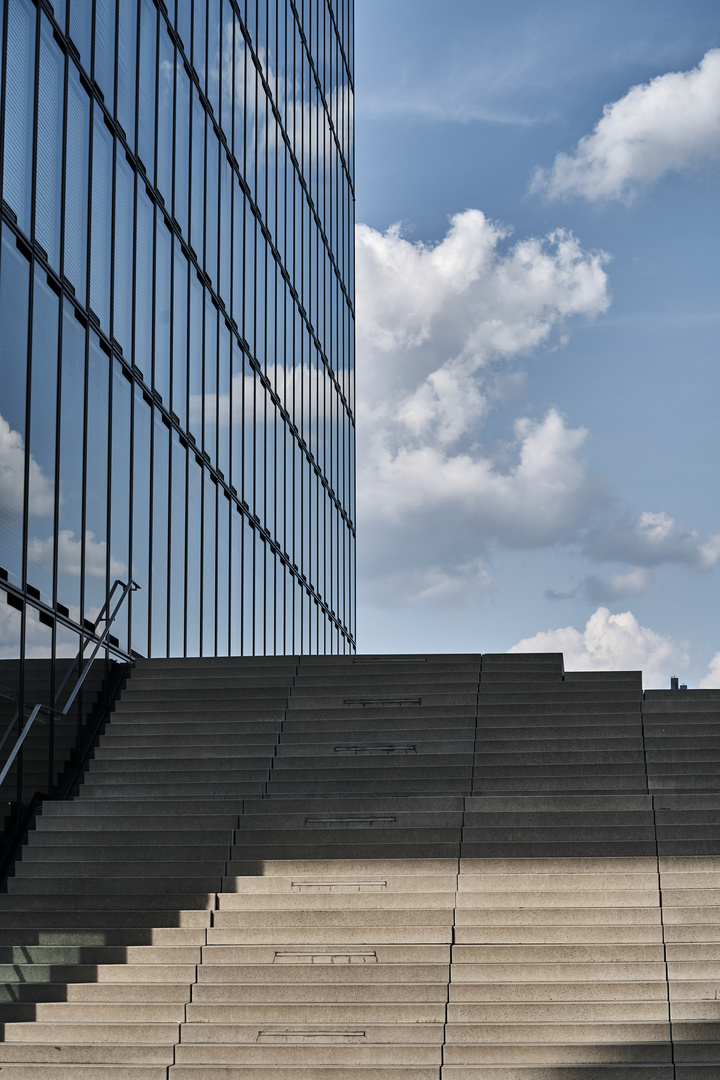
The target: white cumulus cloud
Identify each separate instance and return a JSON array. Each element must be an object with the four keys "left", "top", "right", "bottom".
[
  {"left": 531, "top": 49, "right": 720, "bottom": 202},
  {"left": 356, "top": 211, "right": 611, "bottom": 605},
  {"left": 700, "top": 653, "right": 720, "bottom": 690},
  {"left": 510, "top": 606, "right": 690, "bottom": 689}
]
